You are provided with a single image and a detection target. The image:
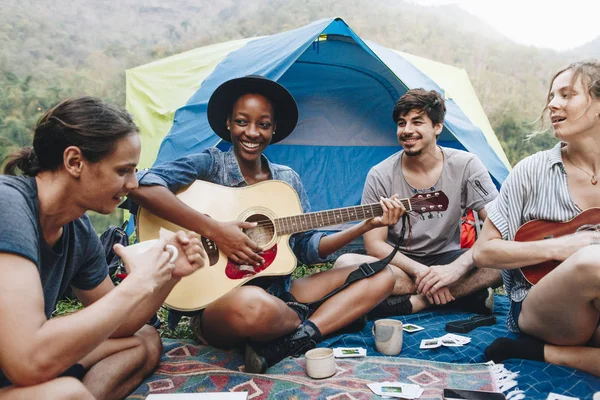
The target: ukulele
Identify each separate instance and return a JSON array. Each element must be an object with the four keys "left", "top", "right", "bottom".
[{"left": 516, "top": 208, "right": 600, "bottom": 285}]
